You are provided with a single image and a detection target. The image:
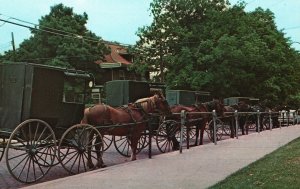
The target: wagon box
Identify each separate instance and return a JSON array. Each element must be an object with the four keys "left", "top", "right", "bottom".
[
  {"left": 0, "top": 62, "right": 90, "bottom": 132},
  {"left": 166, "top": 90, "right": 211, "bottom": 106},
  {"left": 105, "top": 80, "right": 150, "bottom": 107},
  {"left": 0, "top": 62, "right": 97, "bottom": 183},
  {"left": 223, "top": 97, "right": 259, "bottom": 106}
]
